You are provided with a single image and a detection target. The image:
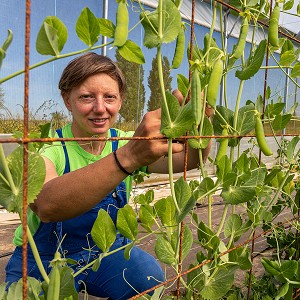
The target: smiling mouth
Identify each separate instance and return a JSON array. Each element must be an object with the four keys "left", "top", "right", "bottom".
[{"left": 90, "top": 118, "right": 108, "bottom": 124}]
